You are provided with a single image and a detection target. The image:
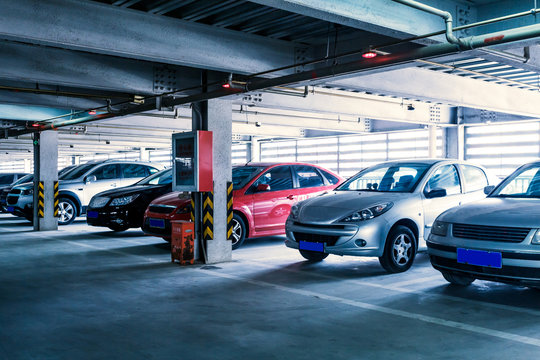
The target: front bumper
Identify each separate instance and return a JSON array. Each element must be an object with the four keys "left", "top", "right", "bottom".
[
  {"left": 86, "top": 206, "right": 142, "bottom": 229},
  {"left": 6, "top": 194, "right": 32, "bottom": 217},
  {"left": 284, "top": 217, "right": 388, "bottom": 257},
  {"left": 427, "top": 234, "right": 540, "bottom": 286}
]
